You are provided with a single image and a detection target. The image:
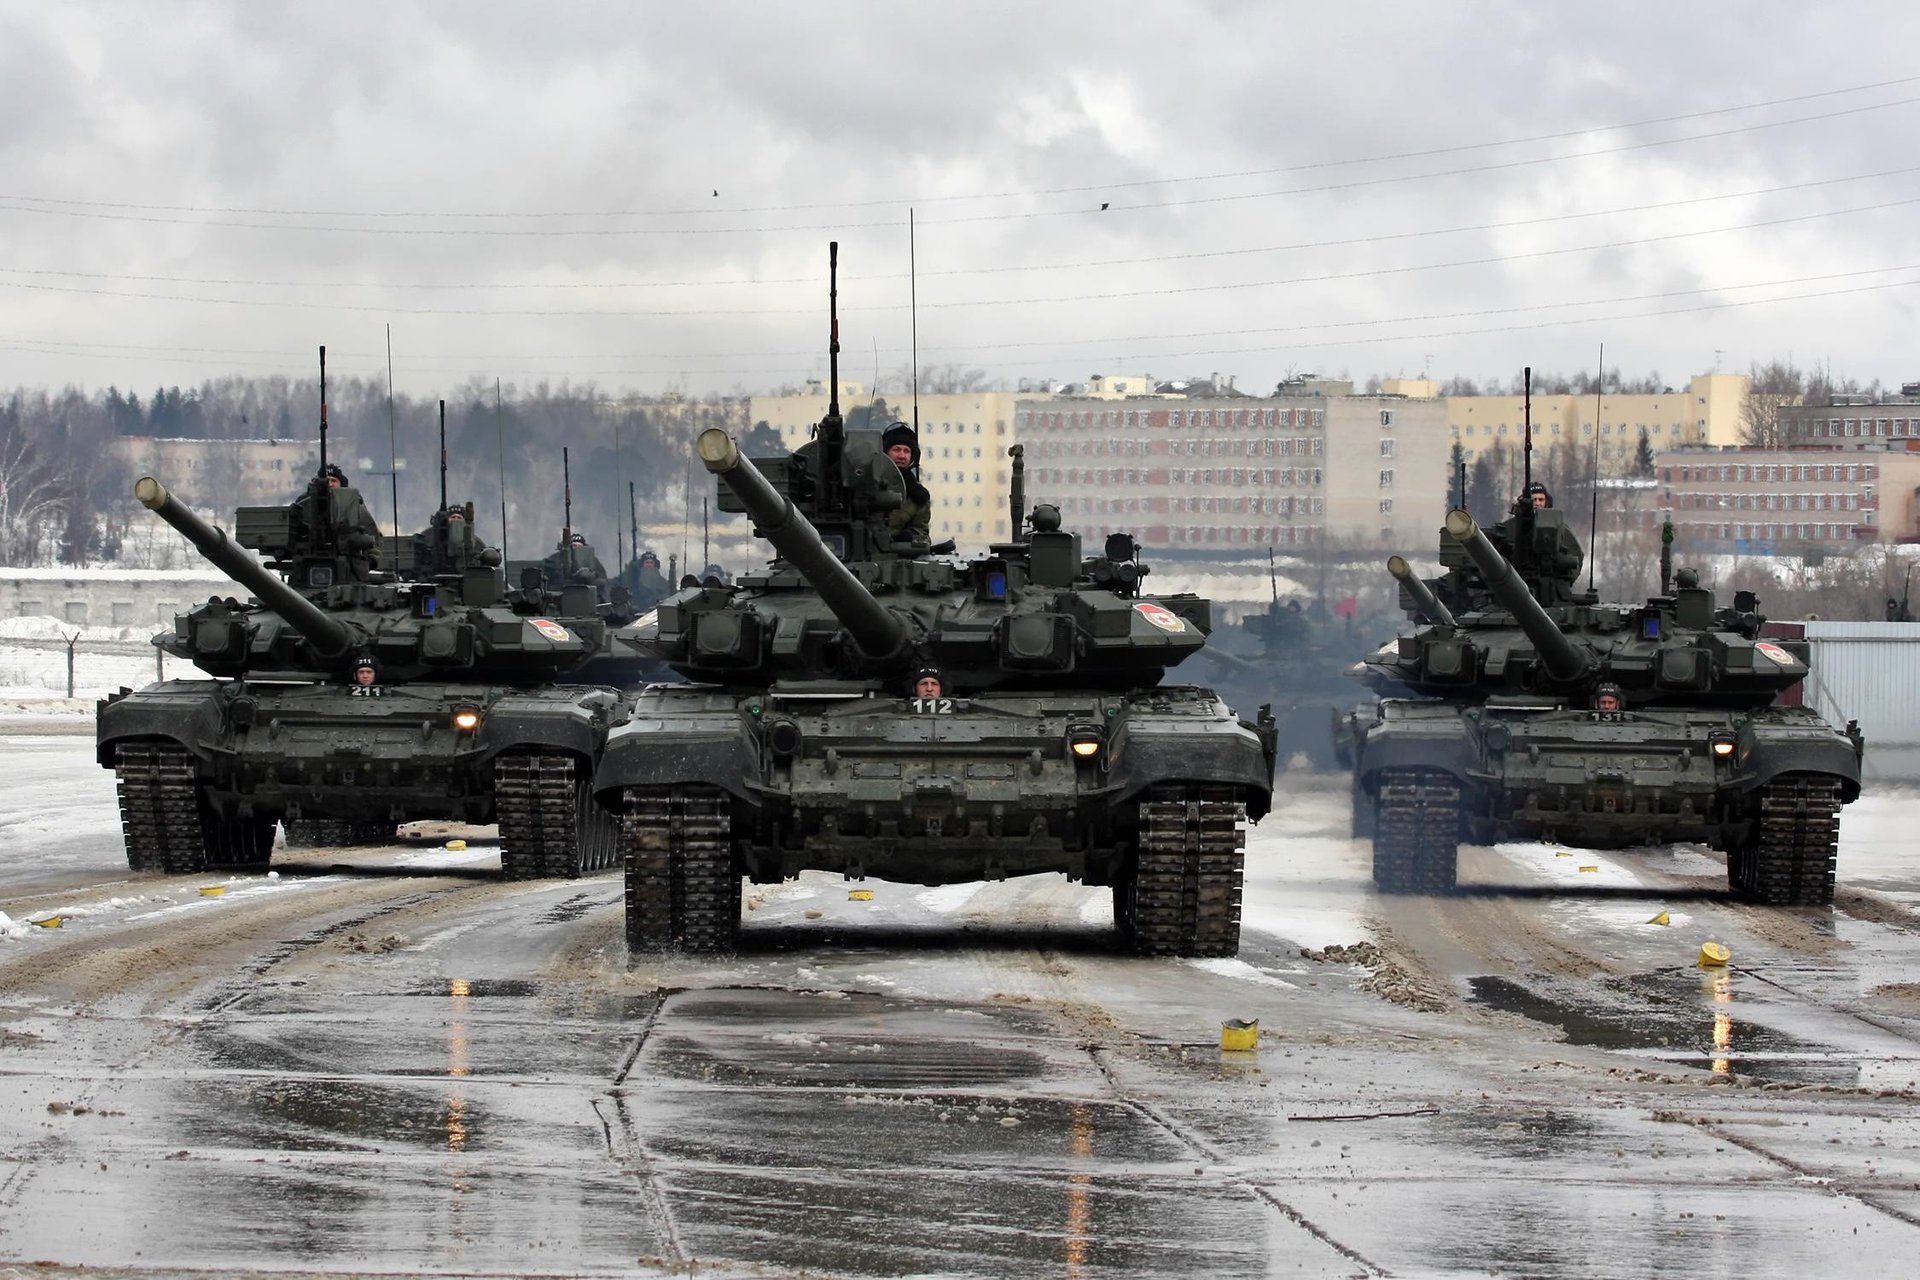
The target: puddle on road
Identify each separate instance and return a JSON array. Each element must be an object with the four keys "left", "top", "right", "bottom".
[{"left": 1470, "top": 972, "right": 1863, "bottom": 1085}]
